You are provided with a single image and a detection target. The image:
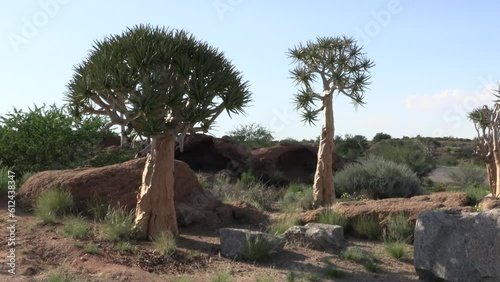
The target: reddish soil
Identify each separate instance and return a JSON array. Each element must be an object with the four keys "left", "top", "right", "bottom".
[{"left": 0, "top": 195, "right": 422, "bottom": 282}]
